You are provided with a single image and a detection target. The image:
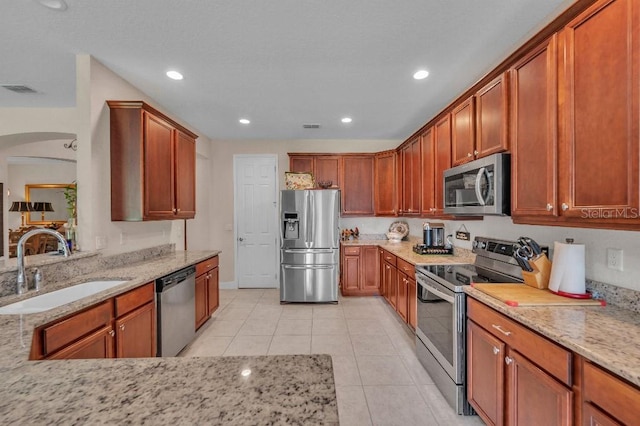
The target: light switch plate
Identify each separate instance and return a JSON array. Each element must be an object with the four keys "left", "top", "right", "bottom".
[
  {"left": 607, "top": 248, "right": 623, "bottom": 271},
  {"left": 95, "top": 235, "right": 106, "bottom": 250}
]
